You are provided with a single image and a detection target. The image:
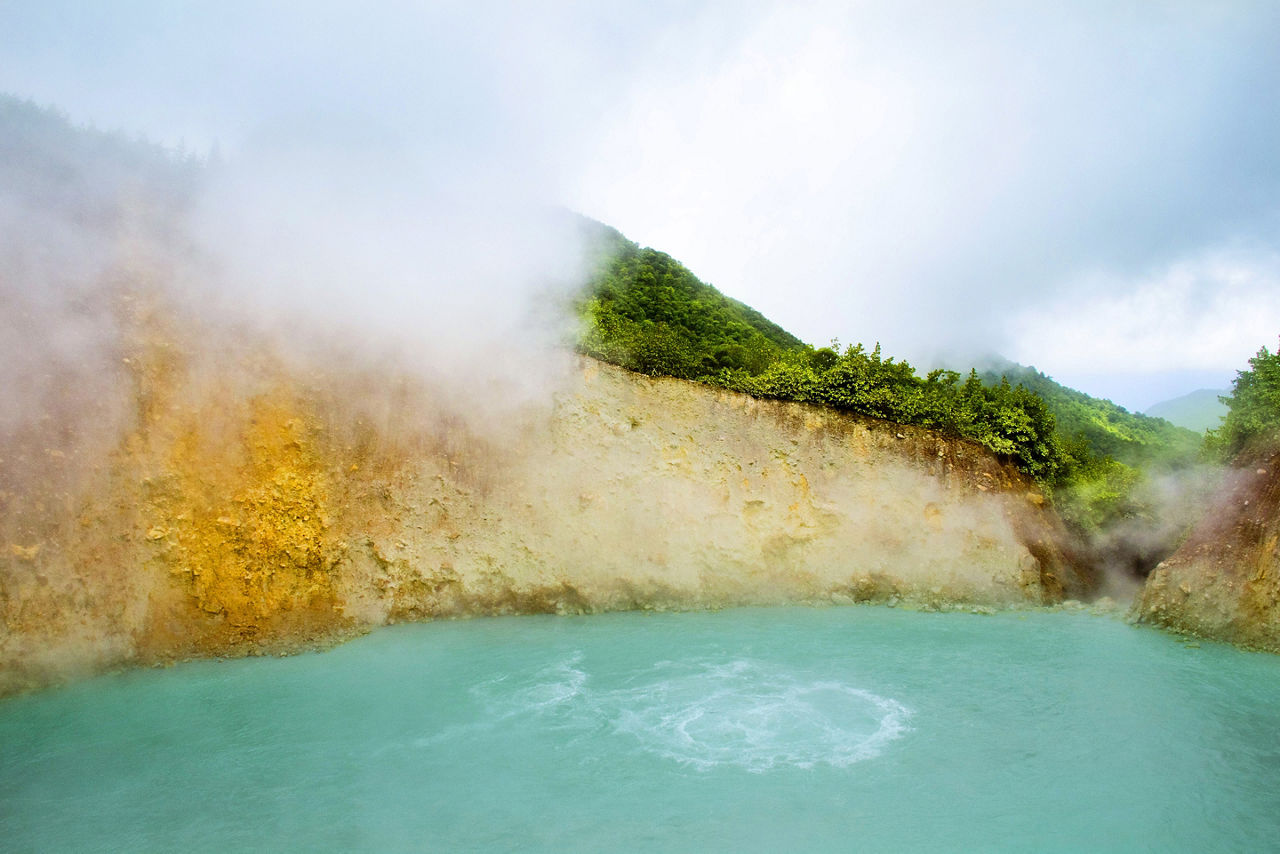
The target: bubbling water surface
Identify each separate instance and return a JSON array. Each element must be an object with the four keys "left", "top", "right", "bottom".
[
  {"left": 3, "top": 606, "right": 1280, "bottom": 852},
  {"left": 462, "top": 654, "right": 912, "bottom": 772}
]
